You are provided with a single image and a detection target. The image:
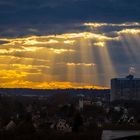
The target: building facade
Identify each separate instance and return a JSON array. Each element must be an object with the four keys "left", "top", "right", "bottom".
[{"left": 111, "top": 75, "right": 140, "bottom": 101}]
